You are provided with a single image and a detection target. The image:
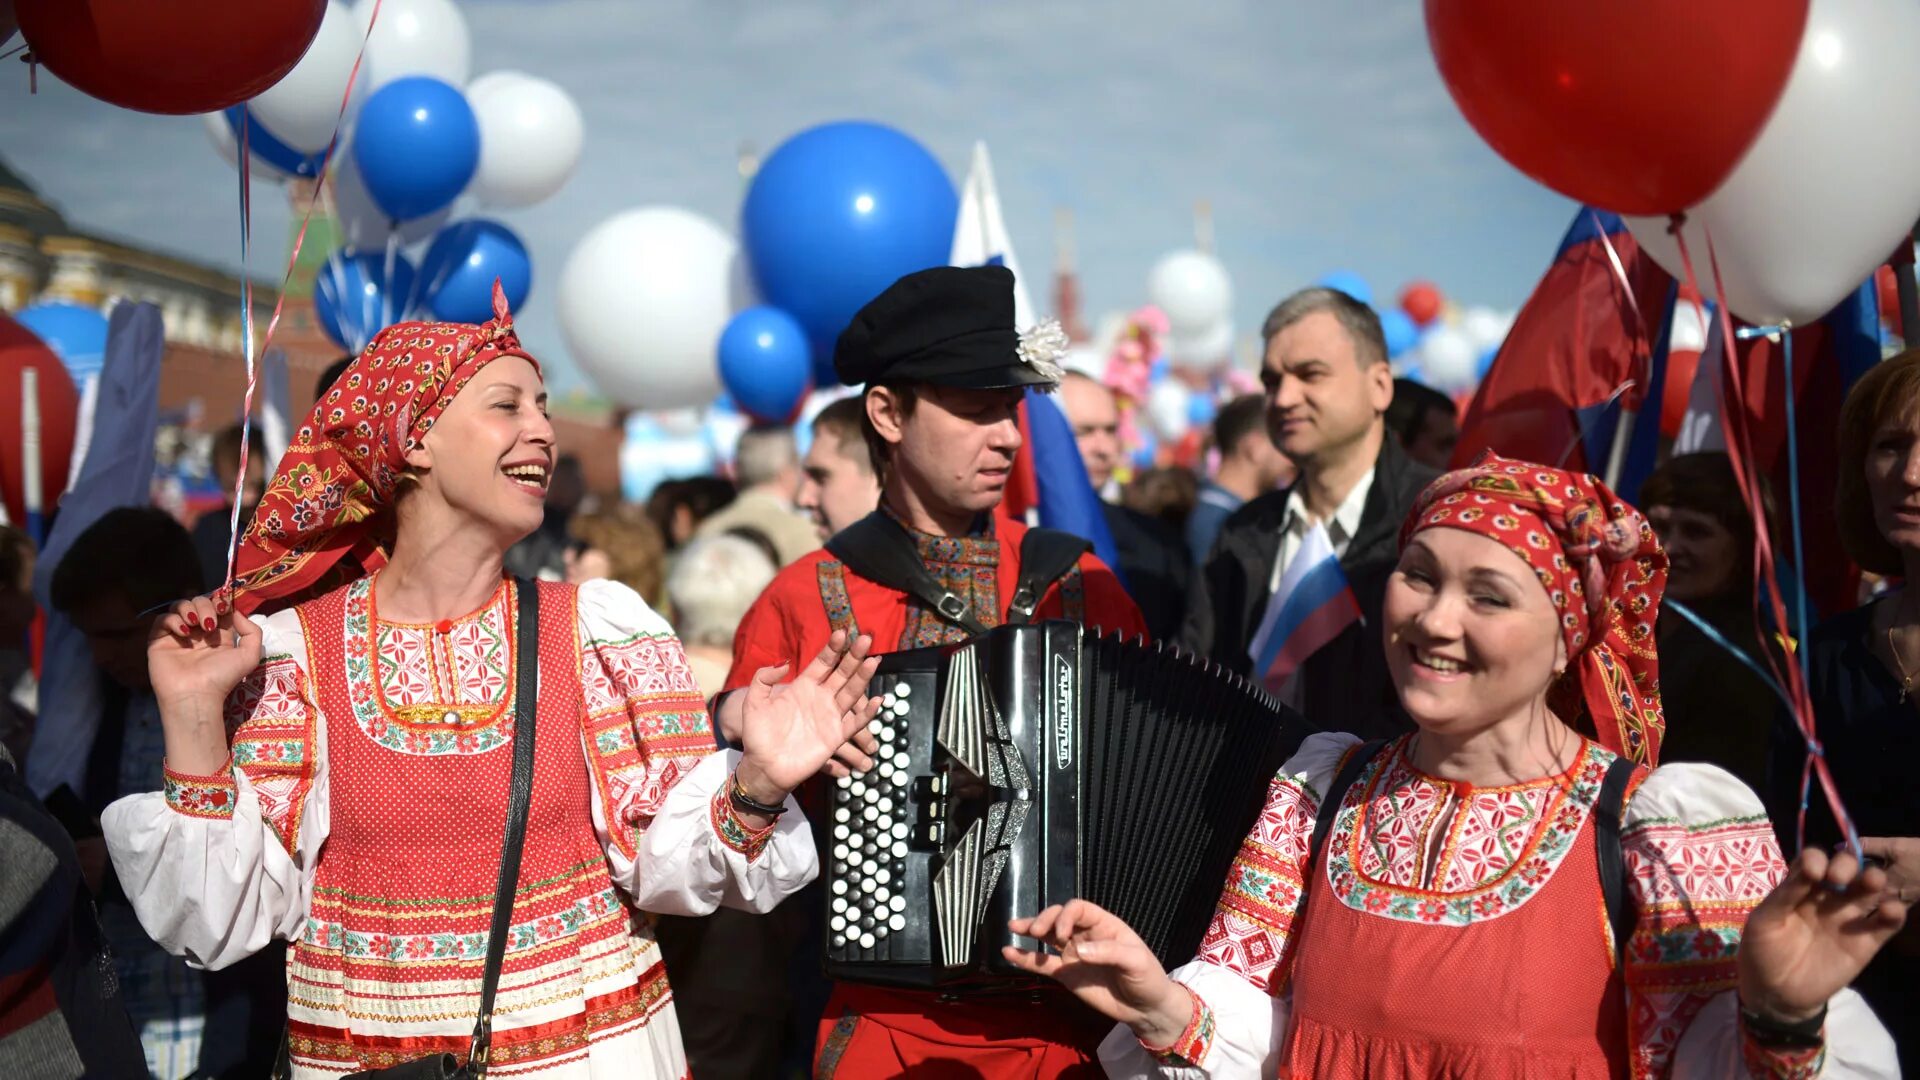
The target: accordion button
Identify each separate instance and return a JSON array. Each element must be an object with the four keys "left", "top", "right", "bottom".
[
  {"left": 831, "top": 896, "right": 847, "bottom": 913},
  {"left": 831, "top": 879, "right": 847, "bottom": 896},
  {"left": 832, "top": 824, "right": 848, "bottom": 841},
  {"left": 831, "top": 914, "right": 846, "bottom": 933},
  {"left": 863, "top": 806, "right": 880, "bottom": 823},
  {"left": 834, "top": 806, "right": 850, "bottom": 823},
  {"left": 889, "top": 914, "right": 907, "bottom": 932},
  {"left": 889, "top": 894, "right": 906, "bottom": 913},
  {"left": 891, "top": 823, "right": 909, "bottom": 840},
  {"left": 877, "top": 797, "right": 895, "bottom": 814},
  {"left": 882, "top": 694, "right": 896, "bottom": 710},
  {"left": 847, "top": 850, "right": 864, "bottom": 867},
  {"left": 894, "top": 682, "right": 911, "bottom": 697},
  {"left": 859, "top": 931, "right": 876, "bottom": 949},
  {"left": 873, "top": 868, "right": 891, "bottom": 886},
  {"left": 860, "top": 878, "right": 877, "bottom": 894}
]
